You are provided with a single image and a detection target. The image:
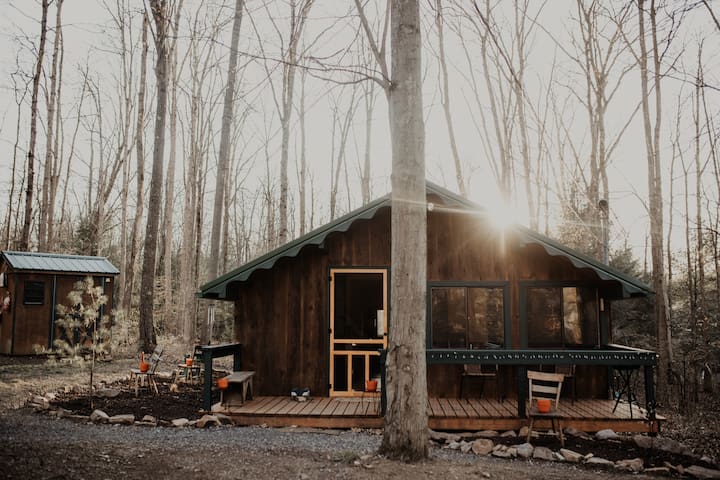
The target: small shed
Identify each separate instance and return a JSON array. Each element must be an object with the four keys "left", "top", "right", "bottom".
[{"left": 0, "top": 251, "right": 119, "bottom": 355}]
